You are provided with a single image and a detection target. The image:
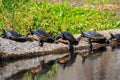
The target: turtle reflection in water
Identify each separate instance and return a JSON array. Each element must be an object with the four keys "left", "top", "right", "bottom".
[
  {"left": 55, "top": 31, "right": 80, "bottom": 59},
  {"left": 0, "top": 28, "right": 28, "bottom": 42},
  {"left": 27, "top": 28, "right": 54, "bottom": 47},
  {"left": 56, "top": 52, "right": 78, "bottom": 69},
  {"left": 80, "top": 47, "right": 107, "bottom": 64},
  {"left": 30, "top": 60, "right": 55, "bottom": 79},
  {"left": 80, "top": 30, "right": 108, "bottom": 54}
]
